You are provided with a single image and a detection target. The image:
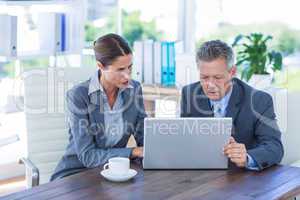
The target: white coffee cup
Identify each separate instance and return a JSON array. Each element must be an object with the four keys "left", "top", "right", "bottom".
[{"left": 103, "top": 157, "right": 130, "bottom": 176}]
